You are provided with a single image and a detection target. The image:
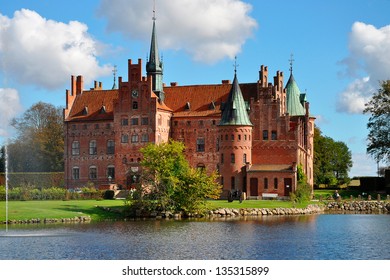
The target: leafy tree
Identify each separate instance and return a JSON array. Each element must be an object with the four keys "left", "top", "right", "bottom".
[
  {"left": 0, "top": 146, "right": 4, "bottom": 173},
  {"left": 8, "top": 102, "right": 64, "bottom": 172},
  {"left": 291, "top": 165, "right": 312, "bottom": 203},
  {"left": 132, "top": 140, "right": 222, "bottom": 213},
  {"left": 314, "top": 126, "right": 353, "bottom": 186},
  {"left": 364, "top": 80, "right": 390, "bottom": 164}
]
